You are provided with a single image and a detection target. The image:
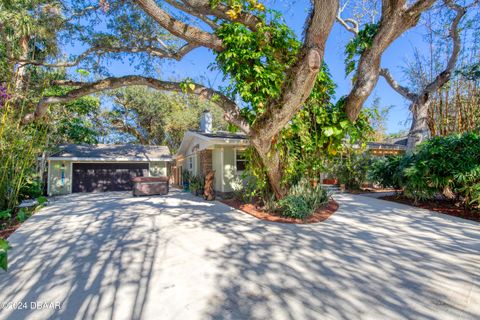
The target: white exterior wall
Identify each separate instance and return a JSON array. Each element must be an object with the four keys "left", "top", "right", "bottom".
[
  {"left": 222, "top": 146, "right": 236, "bottom": 193},
  {"left": 48, "top": 160, "right": 72, "bottom": 196},
  {"left": 149, "top": 161, "right": 168, "bottom": 176},
  {"left": 212, "top": 148, "right": 223, "bottom": 192}
]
